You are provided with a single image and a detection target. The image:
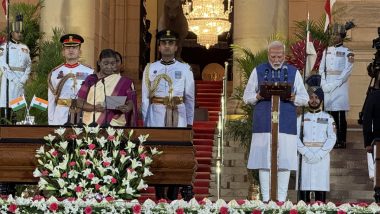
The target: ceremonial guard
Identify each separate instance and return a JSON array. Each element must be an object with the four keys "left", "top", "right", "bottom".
[
  {"left": 141, "top": 30, "right": 195, "bottom": 200},
  {"left": 319, "top": 22, "right": 355, "bottom": 148},
  {"left": 48, "top": 34, "right": 93, "bottom": 125},
  {"left": 297, "top": 75, "right": 337, "bottom": 203},
  {"left": 0, "top": 15, "right": 31, "bottom": 116},
  {"left": 243, "top": 41, "right": 309, "bottom": 202}
]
